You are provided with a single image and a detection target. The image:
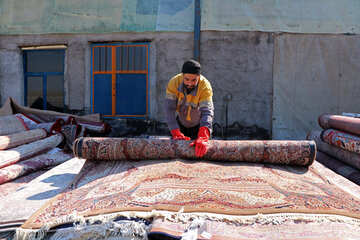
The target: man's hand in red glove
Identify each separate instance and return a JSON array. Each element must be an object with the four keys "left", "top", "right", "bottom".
[
  {"left": 190, "top": 126, "right": 210, "bottom": 157},
  {"left": 171, "top": 129, "right": 191, "bottom": 140}
]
